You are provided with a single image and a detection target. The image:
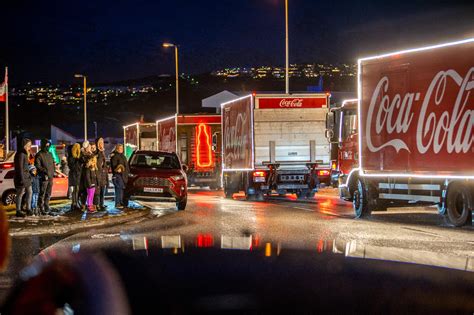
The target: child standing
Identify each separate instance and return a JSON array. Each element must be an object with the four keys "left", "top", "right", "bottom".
[
  {"left": 84, "top": 156, "right": 99, "bottom": 213},
  {"left": 28, "top": 165, "right": 40, "bottom": 216}
]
